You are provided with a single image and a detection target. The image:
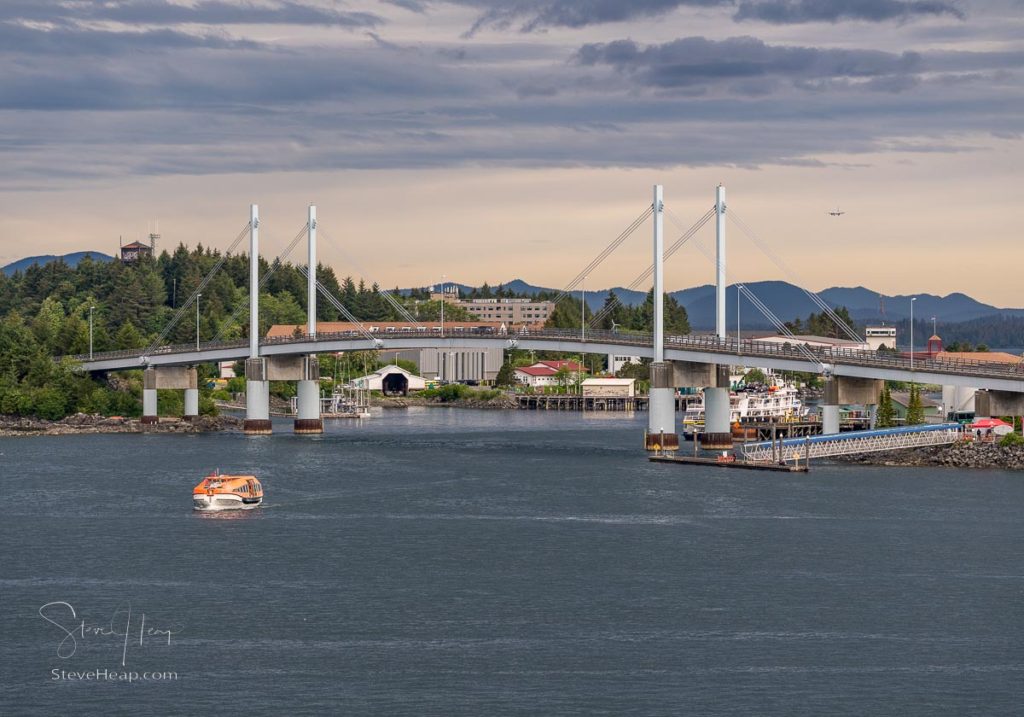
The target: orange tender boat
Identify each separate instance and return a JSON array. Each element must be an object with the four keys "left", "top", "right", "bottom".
[{"left": 193, "top": 471, "right": 263, "bottom": 512}]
